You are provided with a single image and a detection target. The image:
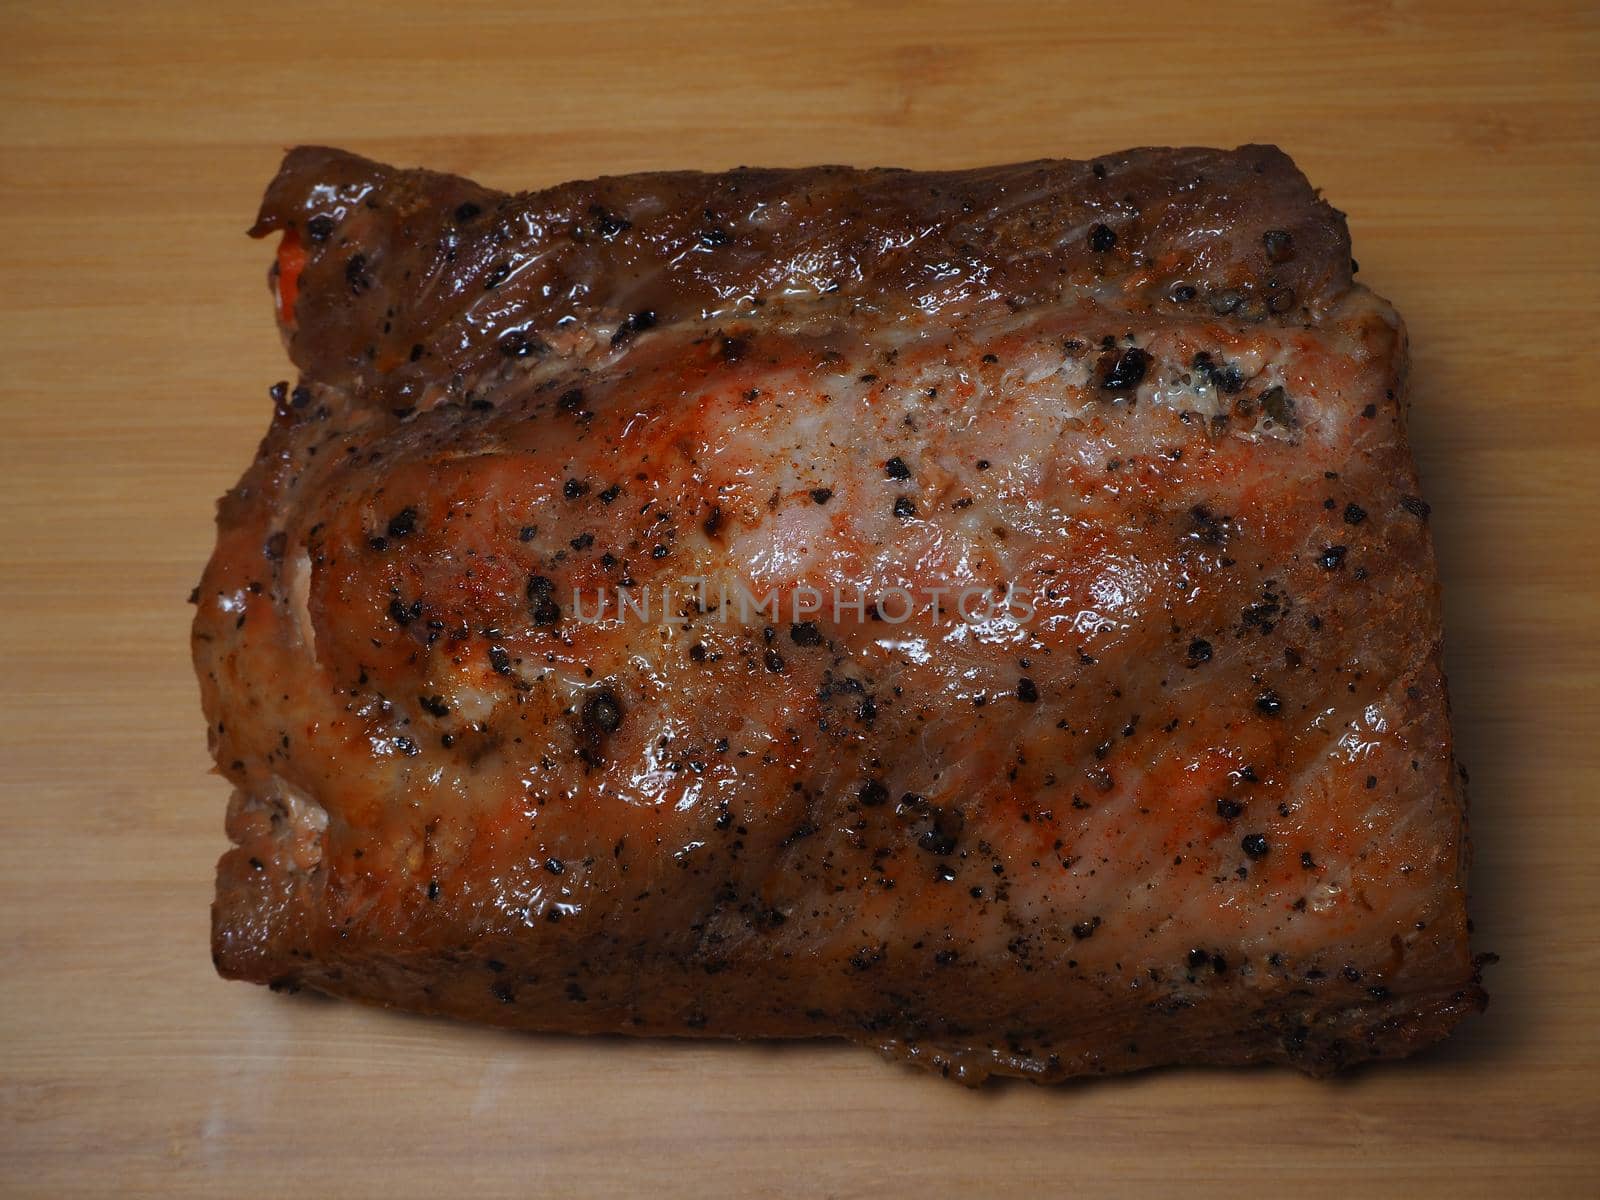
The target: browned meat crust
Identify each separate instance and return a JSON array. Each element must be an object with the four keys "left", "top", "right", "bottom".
[{"left": 194, "top": 144, "right": 1484, "bottom": 1083}]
